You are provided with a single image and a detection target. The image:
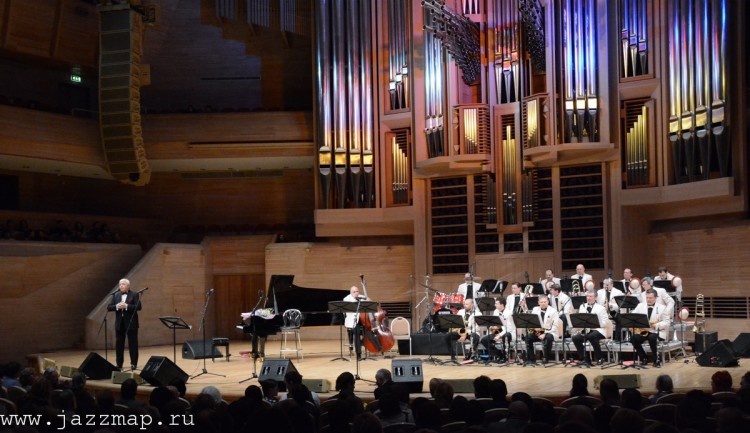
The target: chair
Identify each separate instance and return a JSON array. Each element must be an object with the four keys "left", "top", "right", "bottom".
[
  {"left": 440, "top": 421, "right": 466, "bottom": 433},
  {"left": 366, "top": 399, "right": 381, "bottom": 413},
  {"left": 390, "top": 317, "right": 412, "bottom": 356},
  {"left": 319, "top": 398, "right": 339, "bottom": 414},
  {"left": 711, "top": 391, "right": 739, "bottom": 405},
  {"left": 640, "top": 403, "right": 676, "bottom": 425},
  {"left": 279, "top": 309, "right": 303, "bottom": 360},
  {"left": 484, "top": 407, "right": 509, "bottom": 423},
  {"left": 383, "top": 422, "right": 418, "bottom": 433},
  {"left": 0, "top": 397, "right": 17, "bottom": 415},
  {"left": 439, "top": 407, "right": 453, "bottom": 425},
  {"left": 655, "top": 392, "right": 686, "bottom": 405},
  {"left": 560, "top": 395, "right": 602, "bottom": 408},
  {"left": 6, "top": 386, "right": 26, "bottom": 406}
]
